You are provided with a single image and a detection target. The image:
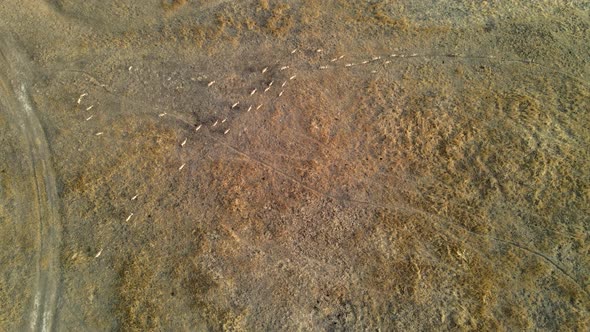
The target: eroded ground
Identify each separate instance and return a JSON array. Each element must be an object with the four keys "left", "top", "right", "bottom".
[{"left": 0, "top": 0, "right": 589, "bottom": 330}]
